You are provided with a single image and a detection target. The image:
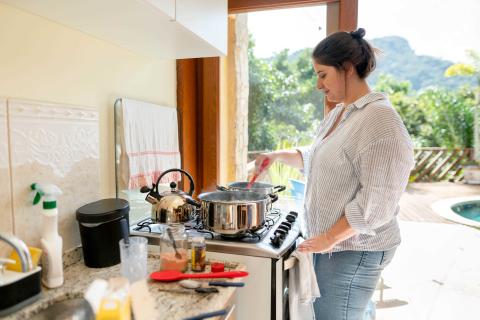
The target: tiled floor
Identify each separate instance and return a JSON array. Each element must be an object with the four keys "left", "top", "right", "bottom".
[{"left": 374, "top": 183, "right": 480, "bottom": 320}]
